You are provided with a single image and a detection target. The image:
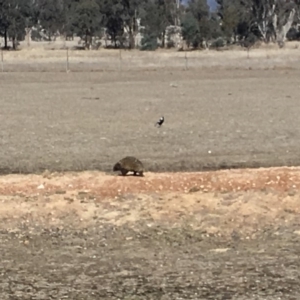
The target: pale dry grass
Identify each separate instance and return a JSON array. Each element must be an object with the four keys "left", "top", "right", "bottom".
[
  {"left": 1, "top": 39, "right": 300, "bottom": 71},
  {"left": 1, "top": 68, "right": 300, "bottom": 174}
]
